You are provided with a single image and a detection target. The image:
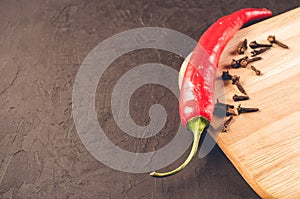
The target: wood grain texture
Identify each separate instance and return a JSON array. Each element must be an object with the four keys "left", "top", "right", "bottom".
[{"left": 217, "top": 7, "right": 300, "bottom": 199}]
